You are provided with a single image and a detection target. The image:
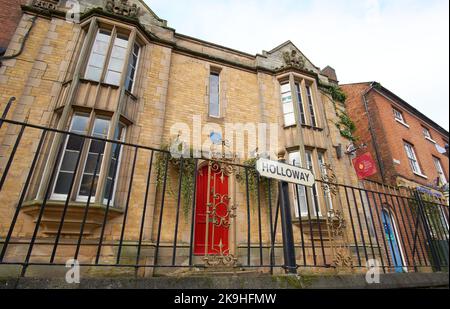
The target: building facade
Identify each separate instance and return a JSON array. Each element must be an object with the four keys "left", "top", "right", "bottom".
[
  {"left": 0, "top": 1, "right": 447, "bottom": 277},
  {"left": 0, "top": 0, "right": 28, "bottom": 55},
  {"left": 342, "top": 82, "right": 449, "bottom": 200}
]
